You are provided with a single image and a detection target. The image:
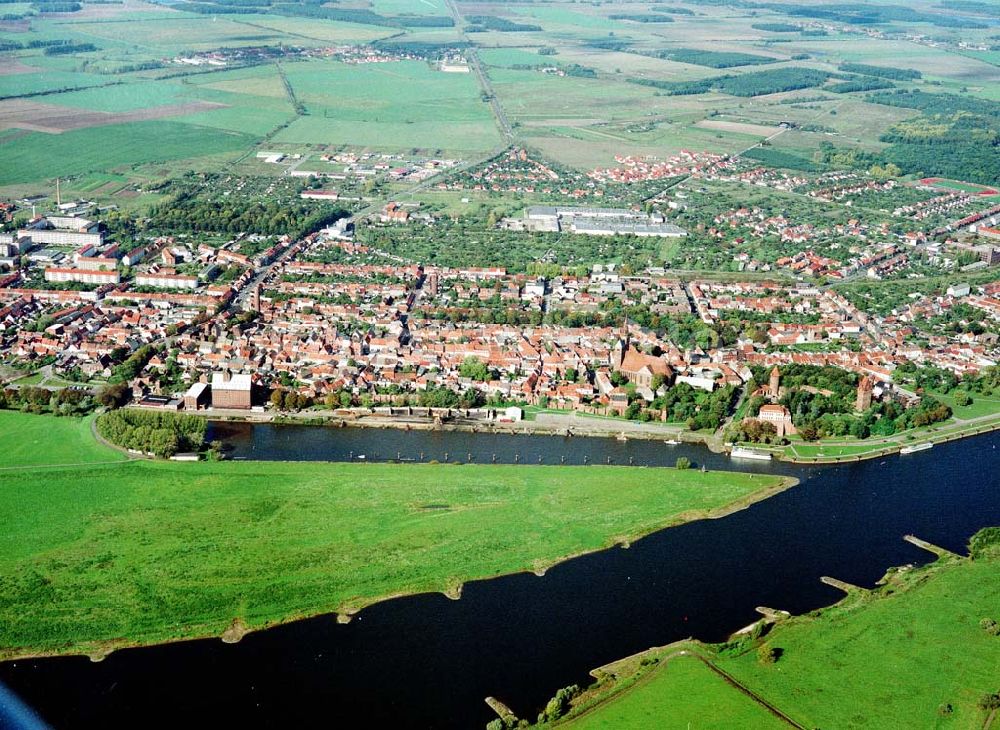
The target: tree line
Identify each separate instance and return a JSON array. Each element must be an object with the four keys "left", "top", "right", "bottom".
[{"left": 632, "top": 67, "right": 829, "bottom": 97}]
